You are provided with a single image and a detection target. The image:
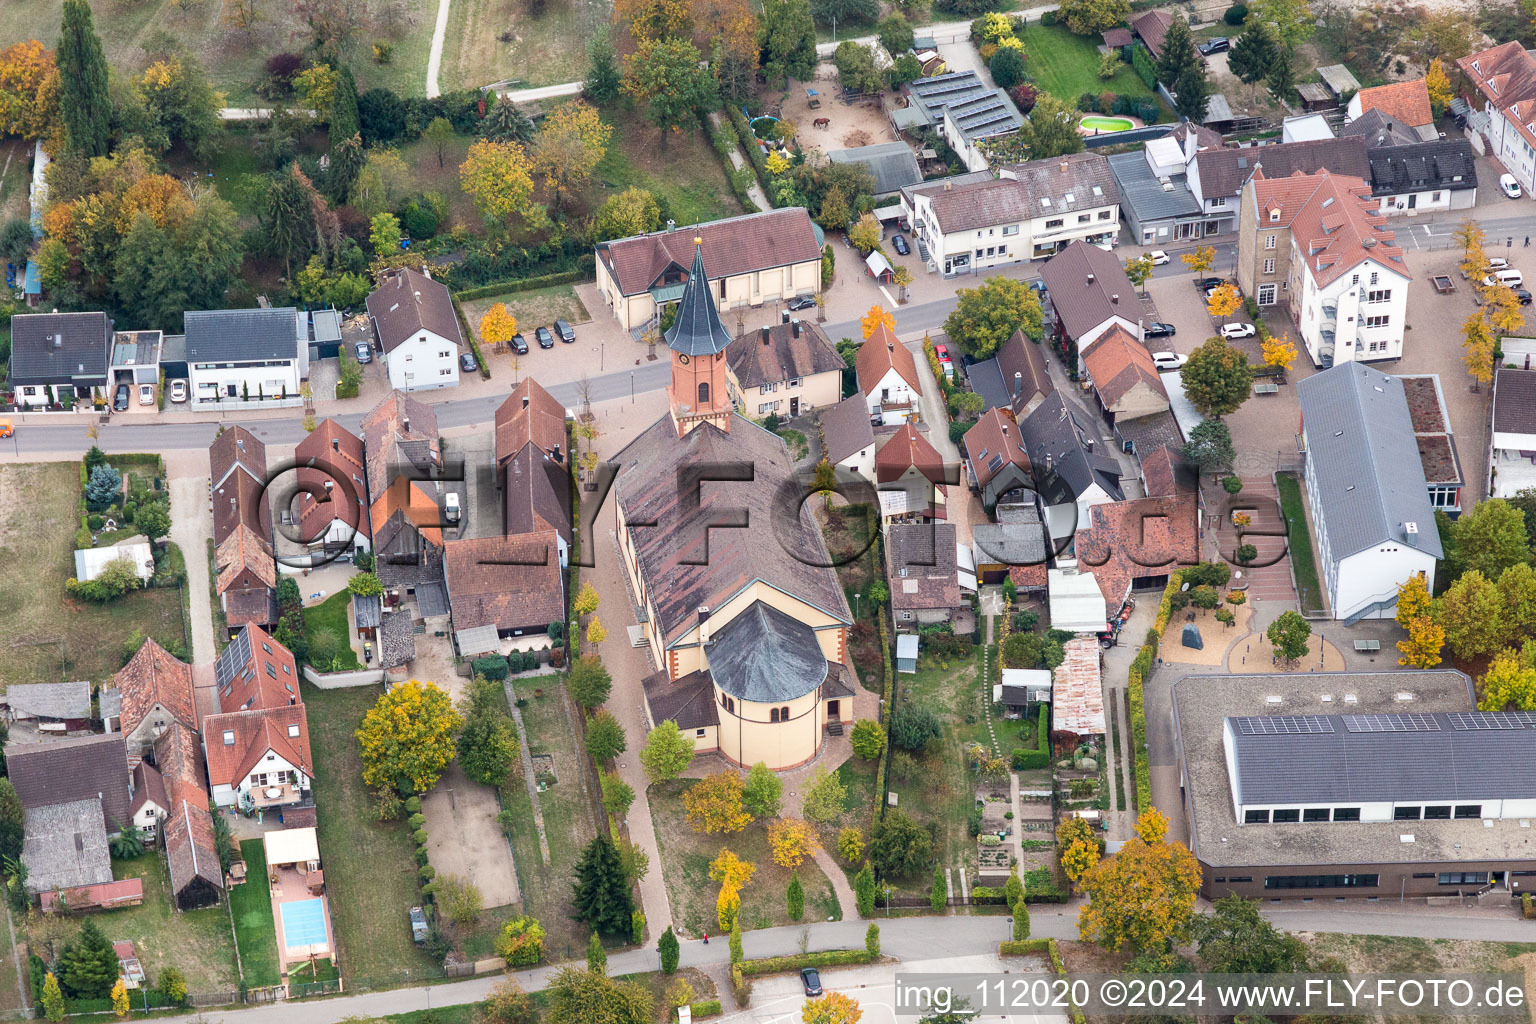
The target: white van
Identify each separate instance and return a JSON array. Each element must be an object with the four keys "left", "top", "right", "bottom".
[{"left": 1484, "top": 269, "right": 1524, "bottom": 288}]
